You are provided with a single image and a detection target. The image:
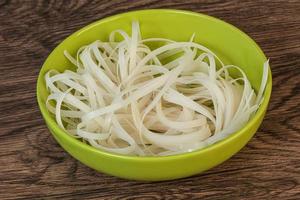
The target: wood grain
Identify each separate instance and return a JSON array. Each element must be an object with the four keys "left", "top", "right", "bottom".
[{"left": 0, "top": 0, "right": 300, "bottom": 199}]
